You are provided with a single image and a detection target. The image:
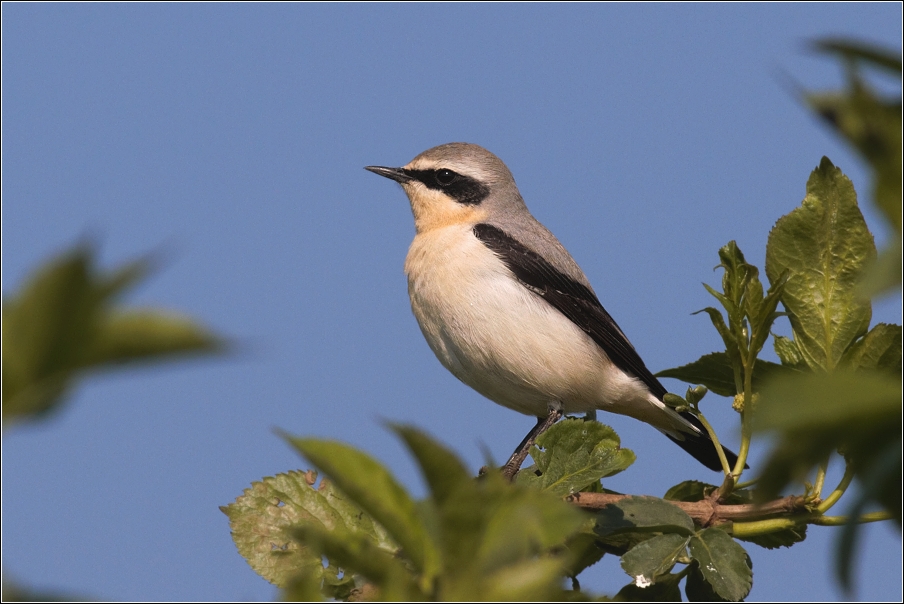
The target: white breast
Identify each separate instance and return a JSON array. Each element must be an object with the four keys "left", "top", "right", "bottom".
[{"left": 404, "top": 224, "right": 649, "bottom": 417}]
